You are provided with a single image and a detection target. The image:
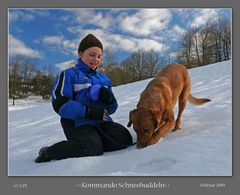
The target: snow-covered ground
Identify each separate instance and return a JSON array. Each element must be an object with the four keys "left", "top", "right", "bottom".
[
  {"left": 8, "top": 60, "right": 232, "bottom": 176},
  {"left": 8, "top": 96, "right": 50, "bottom": 111}
]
